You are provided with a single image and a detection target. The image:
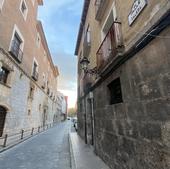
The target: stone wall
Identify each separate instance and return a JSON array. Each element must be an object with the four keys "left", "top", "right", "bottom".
[
  {"left": 0, "top": 54, "right": 60, "bottom": 136},
  {"left": 92, "top": 26, "right": 170, "bottom": 169}
]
